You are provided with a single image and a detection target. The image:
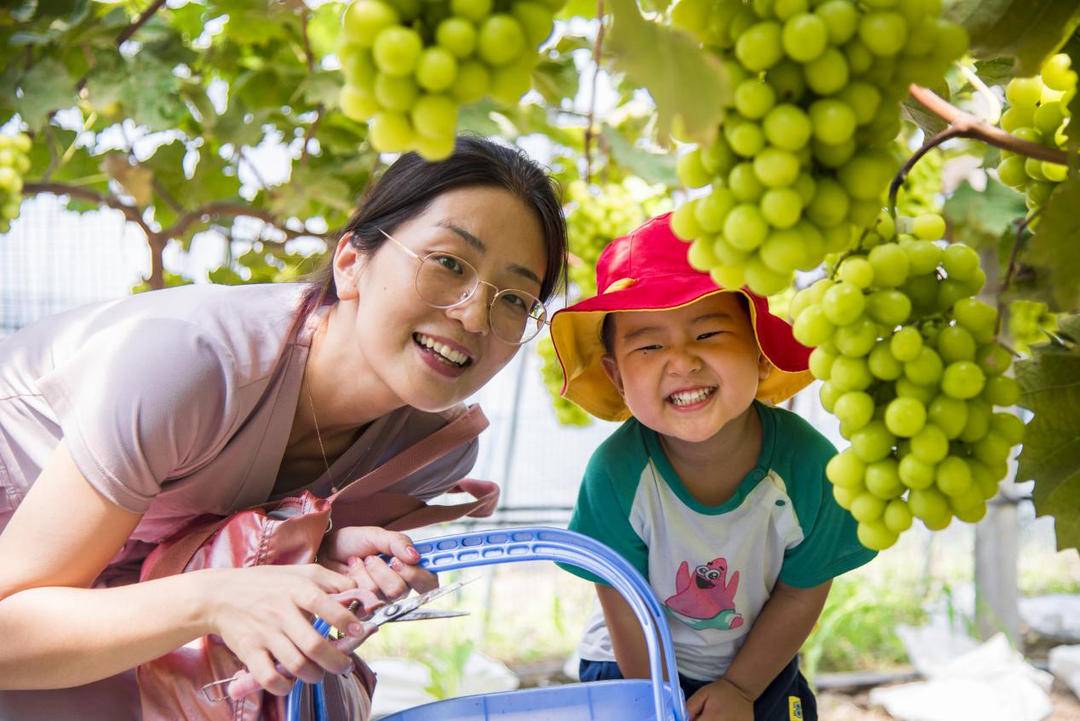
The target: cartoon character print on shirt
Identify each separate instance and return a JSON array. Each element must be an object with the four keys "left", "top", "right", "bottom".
[{"left": 664, "top": 557, "right": 744, "bottom": 631}]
